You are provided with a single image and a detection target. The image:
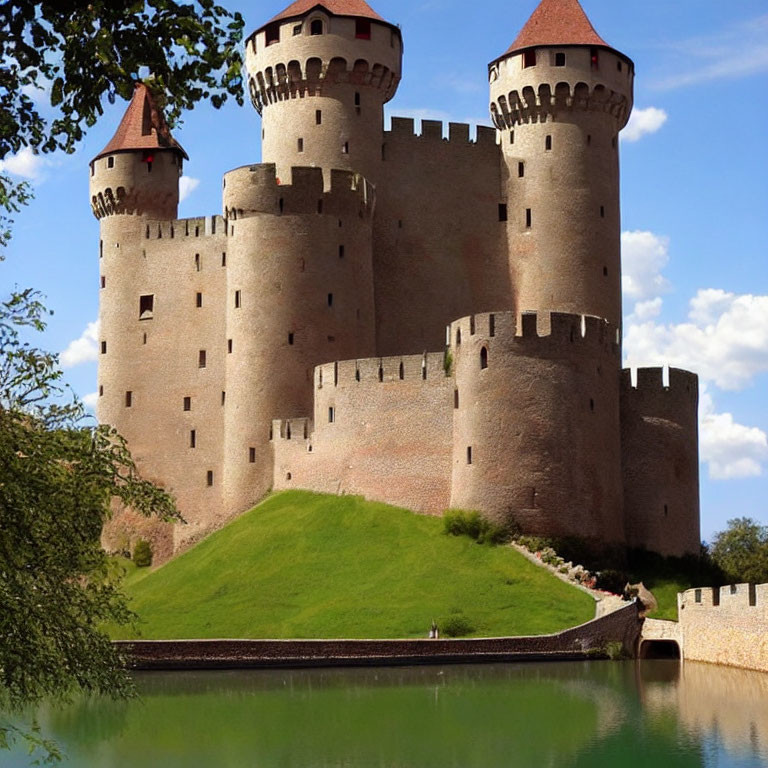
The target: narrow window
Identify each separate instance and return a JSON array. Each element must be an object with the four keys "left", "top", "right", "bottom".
[
  {"left": 355, "top": 19, "right": 371, "bottom": 39},
  {"left": 249, "top": 447, "right": 256, "bottom": 463},
  {"left": 518, "top": 162, "right": 525, "bottom": 178},
  {"left": 327, "top": 293, "right": 334, "bottom": 307},
  {"left": 355, "top": 368, "right": 361, "bottom": 381},
  {"left": 480, "top": 347, "right": 488, "bottom": 370},
  {"left": 293, "top": 24, "right": 302, "bottom": 36},
  {"left": 327, "top": 335, "right": 335, "bottom": 343},
  {"left": 221, "top": 391, "right": 226, "bottom": 406},
  {"left": 587, "top": 134, "right": 592, "bottom": 146},
  {"left": 525, "top": 208, "right": 532, "bottom": 228},
  {"left": 310, "top": 19, "right": 323, "bottom": 35},
  {"left": 342, "top": 142, "right": 349, "bottom": 154},
  {"left": 108, "top": 156, "right": 114, "bottom": 168},
  {"left": 749, "top": 584, "right": 757, "bottom": 606},
  {"left": 265, "top": 22, "right": 280, "bottom": 45},
  {"left": 328, "top": 406, "right": 335, "bottom": 423},
  {"left": 279, "top": 198, "right": 284, "bottom": 214},
  {"left": 198, "top": 350, "right": 207, "bottom": 368},
  {"left": 183, "top": 396, "right": 191, "bottom": 411},
  {"left": 298, "top": 138, "right": 304, "bottom": 153},
  {"left": 454, "top": 389, "right": 459, "bottom": 409},
  {"left": 101, "top": 341, "right": 107, "bottom": 354},
  {"left": 339, "top": 245, "right": 345, "bottom": 258},
  {"left": 498, "top": 203, "right": 507, "bottom": 222},
  {"left": 555, "top": 52, "right": 566, "bottom": 67},
  {"left": 317, "top": 199, "right": 323, "bottom": 214},
  {"left": 590, "top": 48, "right": 599, "bottom": 70},
  {"left": 354, "top": 92, "right": 361, "bottom": 106},
  {"left": 695, "top": 589, "right": 702, "bottom": 603},
  {"left": 523, "top": 49, "right": 536, "bottom": 68},
  {"left": 222, "top": 252, "right": 227, "bottom": 267},
  {"left": 190, "top": 430, "right": 196, "bottom": 448},
  {"left": 207, "top": 470, "right": 214, "bottom": 486},
  {"left": 617, "top": 60, "right": 623, "bottom": 72},
  {"left": 139, "top": 294, "right": 154, "bottom": 319},
  {"left": 731, "top": 584, "right": 737, "bottom": 595},
  {"left": 590, "top": 398, "right": 595, "bottom": 412},
  {"left": 713, "top": 587, "right": 720, "bottom": 606},
  {"left": 545, "top": 135, "right": 552, "bottom": 151},
  {"left": 467, "top": 446, "right": 473, "bottom": 465},
  {"left": 603, "top": 266, "right": 608, "bottom": 277},
  {"left": 99, "top": 385, "right": 104, "bottom": 396},
  {"left": 600, "top": 205, "right": 605, "bottom": 218},
  {"left": 100, "top": 275, "right": 106, "bottom": 288},
  {"left": 399, "top": 362, "right": 404, "bottom": 380},
  {"left": 195, "top": 253, "right": 201, "bottom": 271},
  {"left": 509, "top": 130, "right": 515, "bottom": 145},
  {"left": 125, "top": 391, "right": 132, "bottom": 407},
  {"left": 378, "top": 366, "right": 383, "bottom": 382},
  {"left": 664, "top": 503, "right": 669, "bottom": 517},
  {"left": 489, "top": 314, "right": 496, "bottom": 337},
  {"left": 470, "top": 316, "right": 476, "bottom": 335},
  {"left": 99, "top": 240, "right": 103, "bottom": 258},
  {"left": 196, "top": 292, "right": 203, "bottom": 308},
  {"left": 316, "top": 110, "right": 322, "bottom": 125},
  {"left": 235, "top": 290, "right": 241, "bottom": 308},
  {"left": 228, "top": 339, "right": 233, "bottom": 354},
  {"left": 288, "top": 332, "right": 295, "bottom": 345},
  {"left": 456, "top": 328, "right": 461, "bottom": 345}
]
